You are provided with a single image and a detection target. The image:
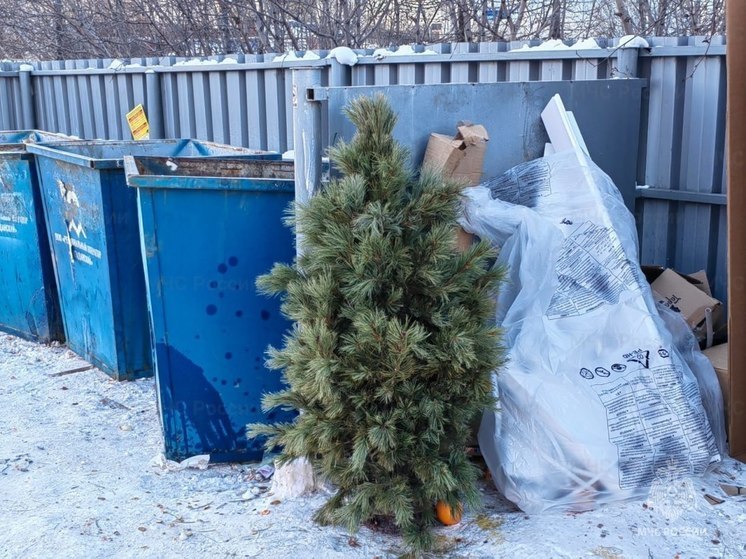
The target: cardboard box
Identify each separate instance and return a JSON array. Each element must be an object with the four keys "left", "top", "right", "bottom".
[
  {"left": 689, "top": 269, "right": 713, "bottom": 297},
  {"left": 423, "top": 123, "right": 489, "bottom": 252},
  {"left": 728, "top": 0, "right": 746, "bottom": 462},
  {"left": 703, "top": 343, "right": 729, "bottom": 424},
  {"left": 650, "top": 268, "right": 723, "bottom": 341},
  {"left": 423, "top": 123, "right": 489, "bottom": 187}
]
